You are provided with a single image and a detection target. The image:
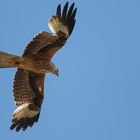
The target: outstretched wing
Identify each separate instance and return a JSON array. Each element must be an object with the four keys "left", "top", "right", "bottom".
[
  {"left": 11, "top": 69, "right": 45, "bottom": 132},
  {"left": 23, "top": 31, "right": 59, "bottom": 57},
  {"left": 40, "top": 2, "right": 77, "bottom": 61},
  {"left": 23, "top": 2, "right": 77, "bottom": 61}
]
